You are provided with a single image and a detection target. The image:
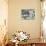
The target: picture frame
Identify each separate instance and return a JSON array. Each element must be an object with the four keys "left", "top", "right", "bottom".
[{"left": 21, "top": 9, "right": 35, "bottom": 20}]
